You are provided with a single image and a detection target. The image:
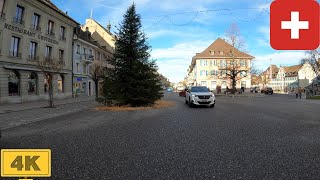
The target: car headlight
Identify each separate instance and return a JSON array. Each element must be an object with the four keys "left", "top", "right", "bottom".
[{"left": 192, "top": 94, "right": 197, "bottom": 97}]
